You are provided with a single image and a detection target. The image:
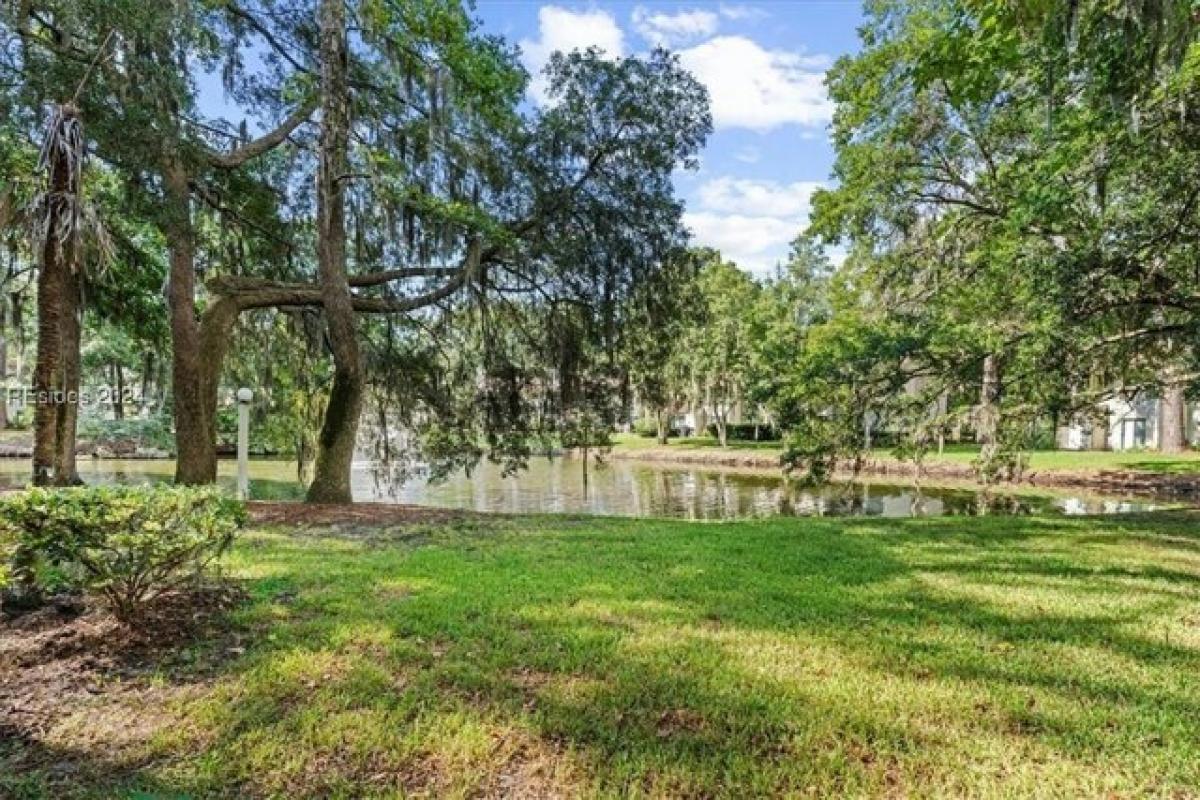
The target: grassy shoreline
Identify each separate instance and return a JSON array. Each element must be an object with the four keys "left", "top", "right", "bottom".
[
  {"left": 612, "top": 433, "right": 1200, "bottom": 473},
  {"left": 609, "top": 435, "right": 1200, "bottom": 501},
  {"left": 5, "top": 509, "right": 1200, "bottom": 797}
]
